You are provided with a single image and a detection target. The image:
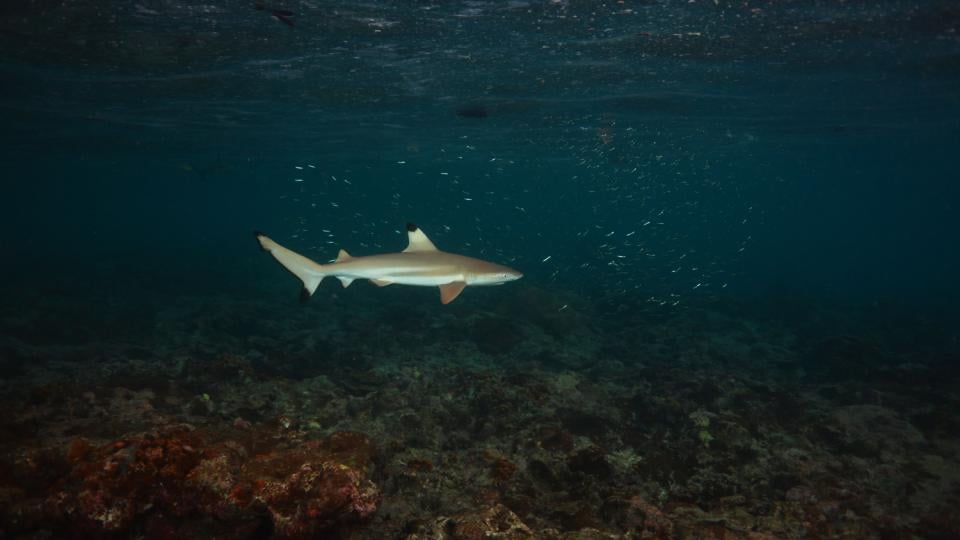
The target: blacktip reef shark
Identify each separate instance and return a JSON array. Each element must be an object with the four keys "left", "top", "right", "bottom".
[{"left": 255, "top": 223, "right": 522, "bottom": 304}]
